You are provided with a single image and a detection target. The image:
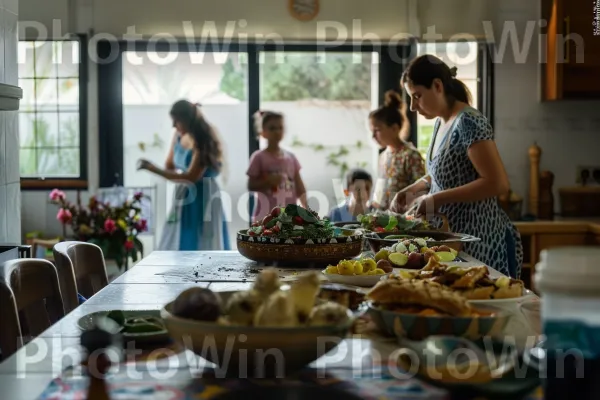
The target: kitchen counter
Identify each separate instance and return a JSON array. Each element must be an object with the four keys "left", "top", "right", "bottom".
[{"left": 512, "top": 217, "right": 600, "bottom": 291}]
